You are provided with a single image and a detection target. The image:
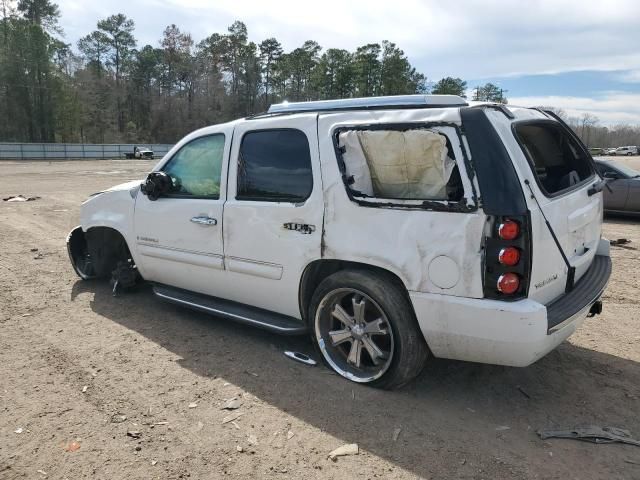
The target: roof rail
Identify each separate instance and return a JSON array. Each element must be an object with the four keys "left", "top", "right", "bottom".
[{"left": 266, "top": 94, "right": 468, "bottom": 114}]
